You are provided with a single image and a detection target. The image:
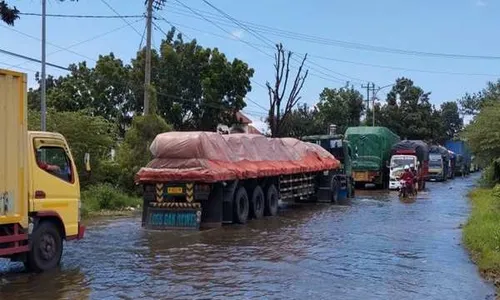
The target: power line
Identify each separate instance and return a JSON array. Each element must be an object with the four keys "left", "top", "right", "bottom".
[
  {"left": 100, "top": 0, "right": 143, "bottom": 37},
  {"left": 18, "top": 12, "right": 143, "bottom": 19},
  {"left": 8, "top": 19, "right": 144, "bottom": 69},
  {"left": 2, "top": 24, "right": 96, "bottom": 62},
  {"left": 0, "top": 48, "right": 69, "bottom": 71},
  {"left": 167, "top": 2, "right": 500, "bottom": 61},
  {"left": 151, "top": 19, "right": 269, "bottom": 112},
  {"left": 200, "top": 0, "right": 359, "bottom": 84},
  {"left": 171, "top": 0, "right": 348, "bottom": 85},
  {"left": 162, "top": 19, "right": 500, "bottom": 78}
]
